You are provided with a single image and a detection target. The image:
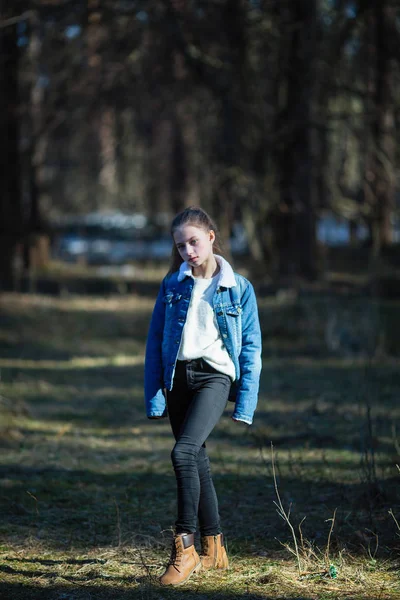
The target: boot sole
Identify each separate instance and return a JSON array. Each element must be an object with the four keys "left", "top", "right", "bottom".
[{"left": 160, "top": 561, "right": 202, "bottom": 586}]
